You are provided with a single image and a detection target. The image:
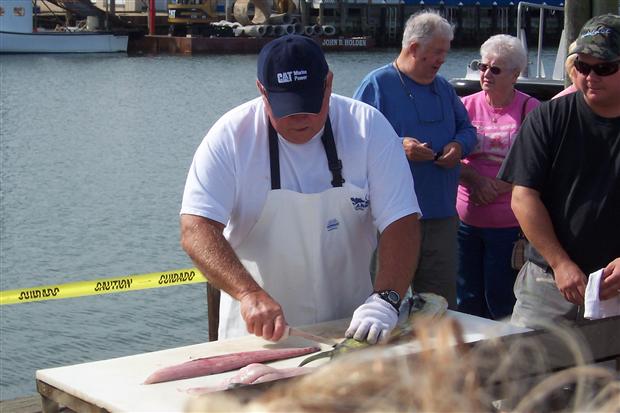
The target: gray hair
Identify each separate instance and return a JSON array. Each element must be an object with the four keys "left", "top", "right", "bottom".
[
  {"left": 480, "top": 34, "right": 528, "bottom": 72},
  {"left": 402, "top": 10, "right": 454, "bottom": 49}
]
